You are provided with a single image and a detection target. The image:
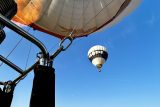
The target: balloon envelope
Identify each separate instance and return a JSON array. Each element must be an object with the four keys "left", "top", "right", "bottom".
[
  {"left": 13, "top": 0, "right": 140, "bottom": 39},
  {"left": 88, "top": 45, "right": 108, "bottom": 71}
]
